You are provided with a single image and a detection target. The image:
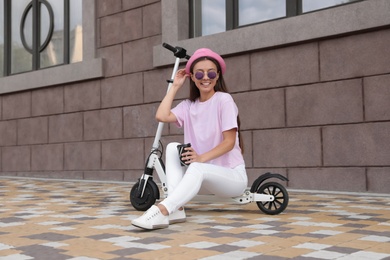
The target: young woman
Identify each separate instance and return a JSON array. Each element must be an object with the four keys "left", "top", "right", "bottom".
[{"left": 131, "top": 48, "right": 248, "bottom": 230}]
